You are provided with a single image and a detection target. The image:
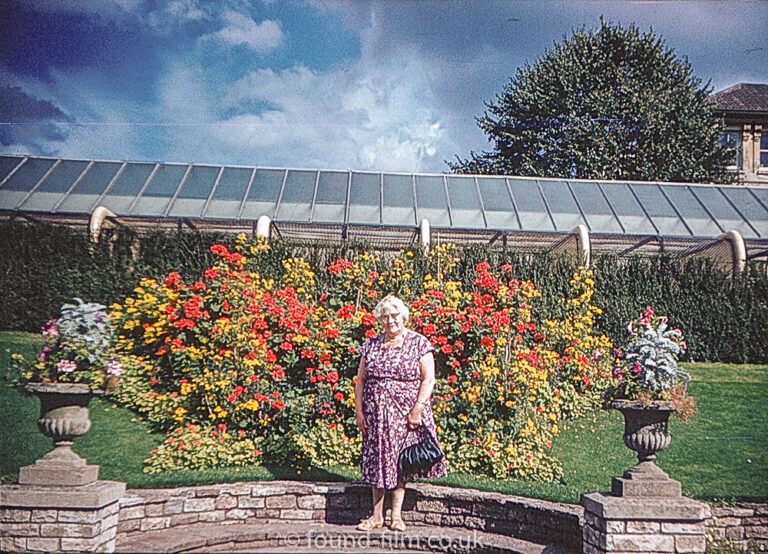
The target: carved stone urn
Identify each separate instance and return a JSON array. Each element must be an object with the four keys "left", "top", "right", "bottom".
[
  {"left": 20, "top": 383, "right": 103, "bottom": 486},
  {"left": 608, "top": 399, "right": 681, "bottom": 497}
]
